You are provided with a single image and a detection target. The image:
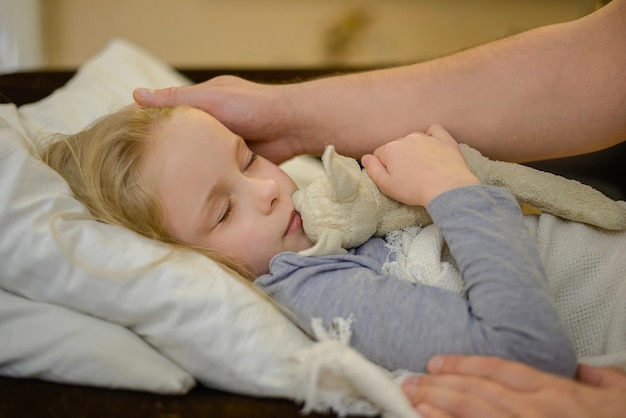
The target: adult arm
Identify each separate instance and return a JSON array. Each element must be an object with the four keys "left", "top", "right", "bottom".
[
  {"left": 135, "top": 0, "right": 626, "bottom": 163},
  {"left": 402, "top": 355, "right": 626, "bottom": 418}
]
